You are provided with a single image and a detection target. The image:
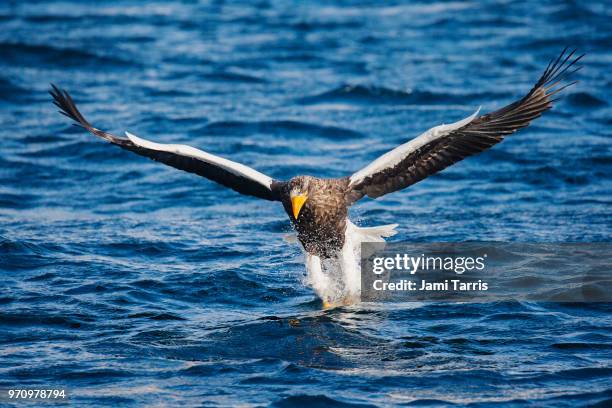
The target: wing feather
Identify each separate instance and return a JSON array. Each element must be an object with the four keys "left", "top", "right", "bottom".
[
  {"left": 347, "top": 48, "right": 583, "bottom": 204},
  {"left": 50, "top": 85, "right": 282, "bottom": 201}
]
